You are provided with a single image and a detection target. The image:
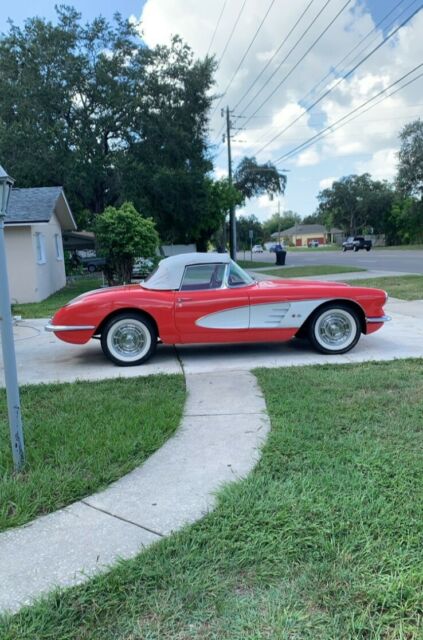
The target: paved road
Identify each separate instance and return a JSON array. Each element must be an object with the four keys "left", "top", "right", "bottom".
[{"left": 239, "top": 249, "right": 423, "bottom": 273}]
